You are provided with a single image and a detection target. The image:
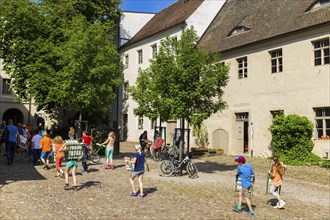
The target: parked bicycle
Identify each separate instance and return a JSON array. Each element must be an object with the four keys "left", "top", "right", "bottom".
[
  {"left": 153, "top": 143, "right": 179, "bottom": 162},
  {"left": 157, "top": 152, "right": 198, "bottom": 178}
]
